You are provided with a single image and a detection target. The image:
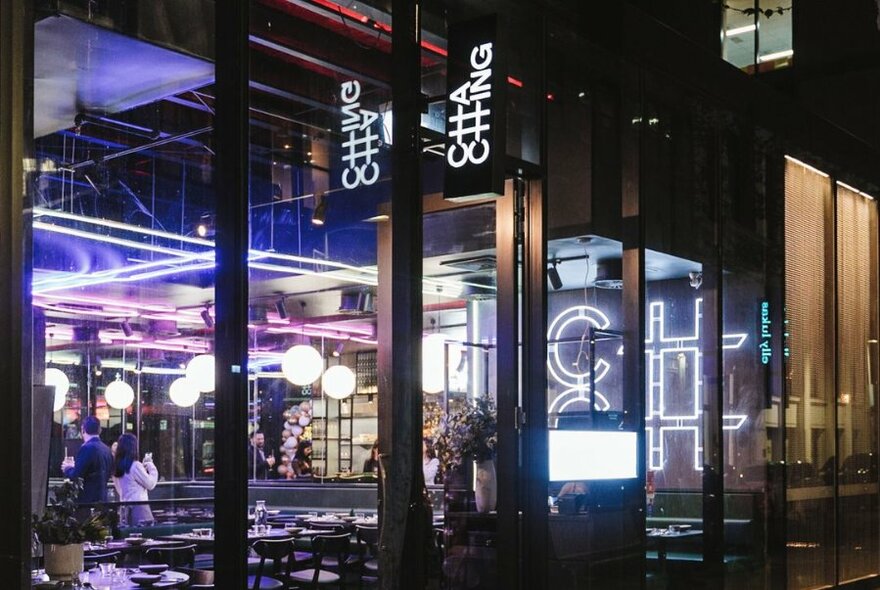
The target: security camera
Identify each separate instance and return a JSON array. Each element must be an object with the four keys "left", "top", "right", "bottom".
[{"left": 688, "top": 271, "right": 702, "bottom": 289}]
